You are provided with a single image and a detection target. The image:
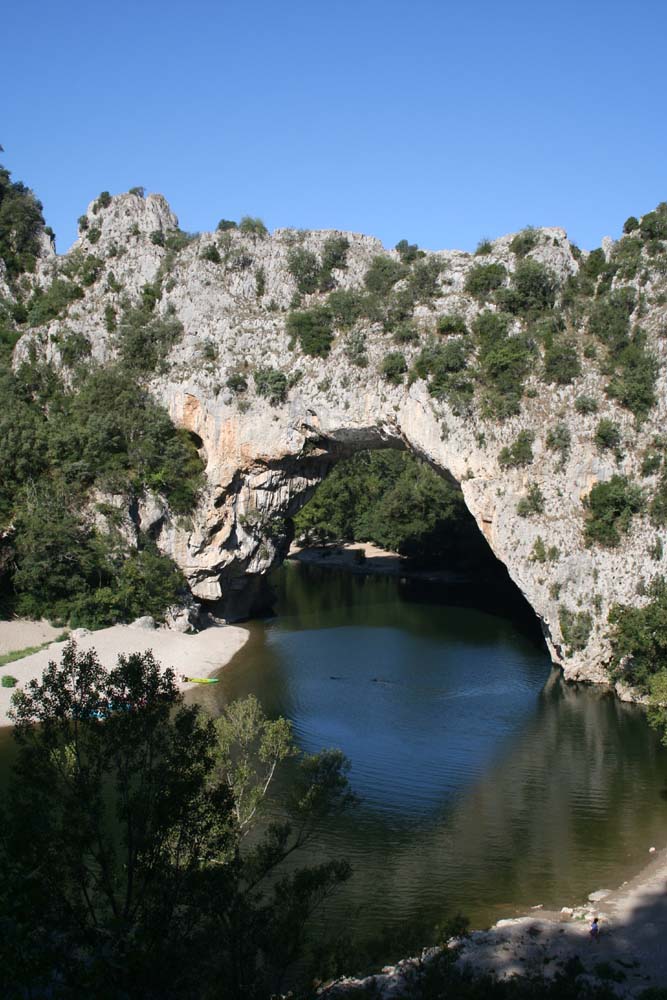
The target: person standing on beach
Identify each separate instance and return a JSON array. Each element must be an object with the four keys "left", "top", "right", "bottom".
[{"left": 590, "top": 916, "right": 600, "bottom": 942}]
